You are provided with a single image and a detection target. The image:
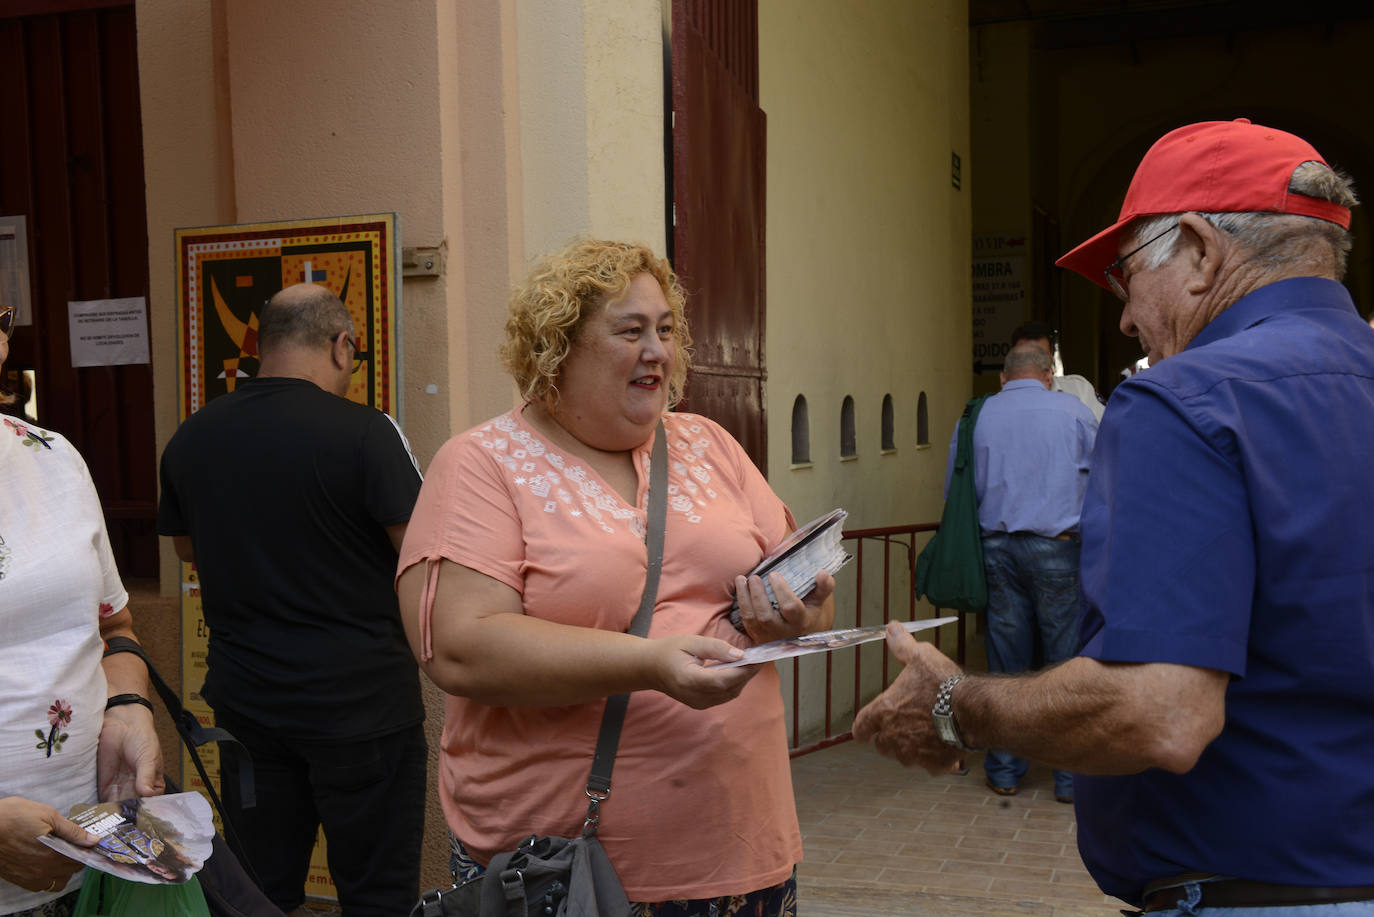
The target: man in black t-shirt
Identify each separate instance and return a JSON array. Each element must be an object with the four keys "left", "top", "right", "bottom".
[{"left": 158, "top": 284, "right": 425, "bottom": 917}]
